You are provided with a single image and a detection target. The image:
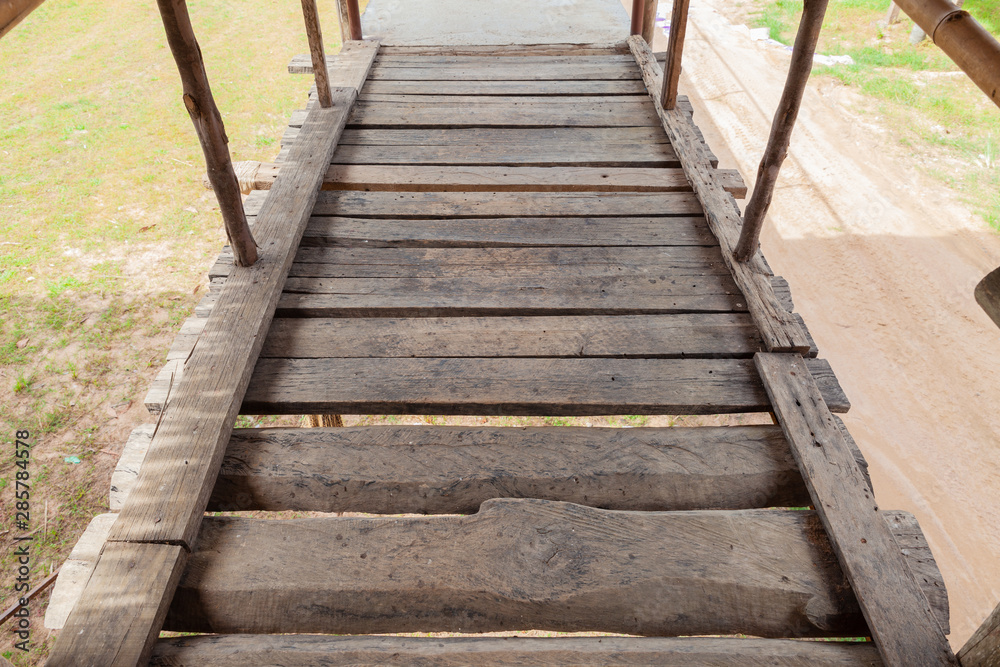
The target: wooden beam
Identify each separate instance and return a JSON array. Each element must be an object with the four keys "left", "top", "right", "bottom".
[
  {"left": 641, "top": 0, "right": 658, "bottom": 44},
  {"left": 342, "top": 0, "right": 361, "bottom": 40},
  {"left": 334, "top": 0, "right": 349, "bottom": 46},
  {"left": 300, "top": 0, "right": 333, "bottom": 108},
  {"left": 755, "top": 353, "right": 957, "bottom": 667},
  {"left": 0, "top": 0, "right": 45, "bottom": 39},
  {"left": 630, "top": 0, "right": 644, "bottom": 36},
  {"left": 628, "top": 36, "right": 811, "bottom": 352},
  {"left": 661, "top": 0, "right": 691, "bottom": 110},
  {"left": 734, "top": 0, "right": 830, "bottom": 262},
  {"left": 960, "top": 600, "right": 1000, "bottom": 666},
  {"left": 155, "top": 0, "right": 257, "bottom": 266}
]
